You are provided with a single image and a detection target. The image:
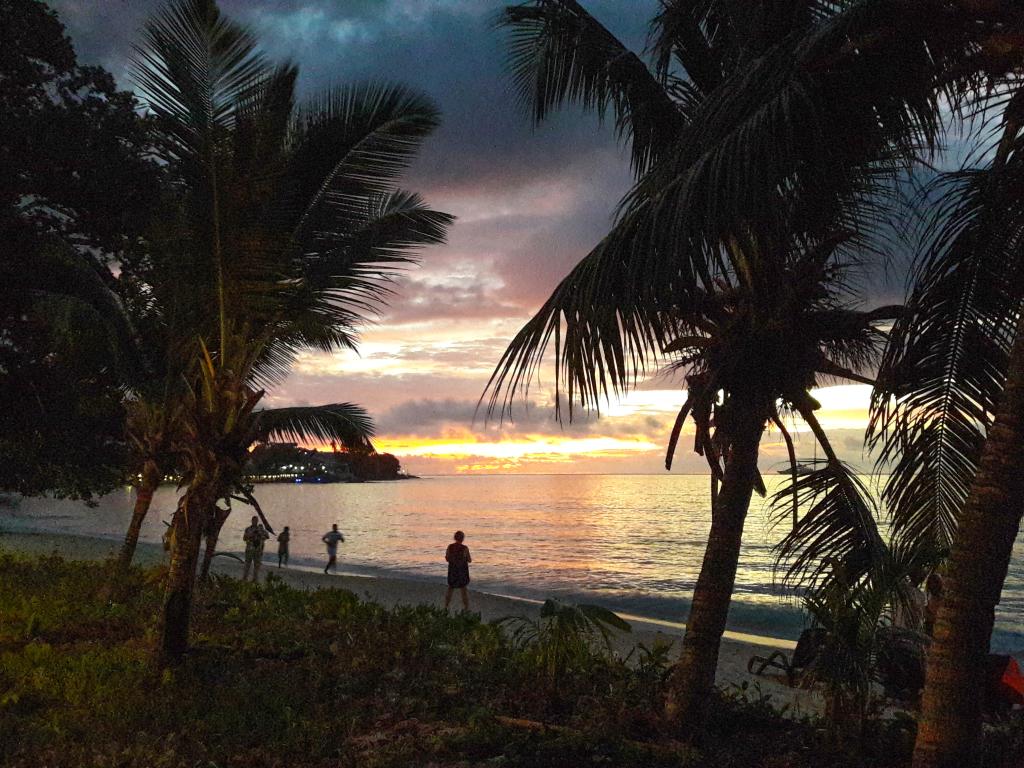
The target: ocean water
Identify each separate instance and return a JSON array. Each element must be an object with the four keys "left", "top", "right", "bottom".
[{"left": 2, "top": 474, "right": 1022, "bottom": 651}]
